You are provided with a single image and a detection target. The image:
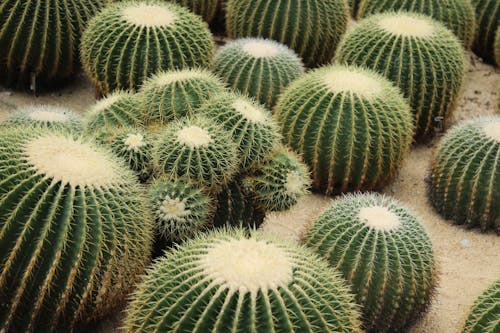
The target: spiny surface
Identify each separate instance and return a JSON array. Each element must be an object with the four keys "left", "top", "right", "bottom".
[
  {"left": 471, "top": 0, "right": 500, "bottom": 64},
  {"left": 1, "top": 105, "right": 83, "bottom": 133},
  {"left": 462, "top": 279, "right": 500, "bottom": 333}
]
